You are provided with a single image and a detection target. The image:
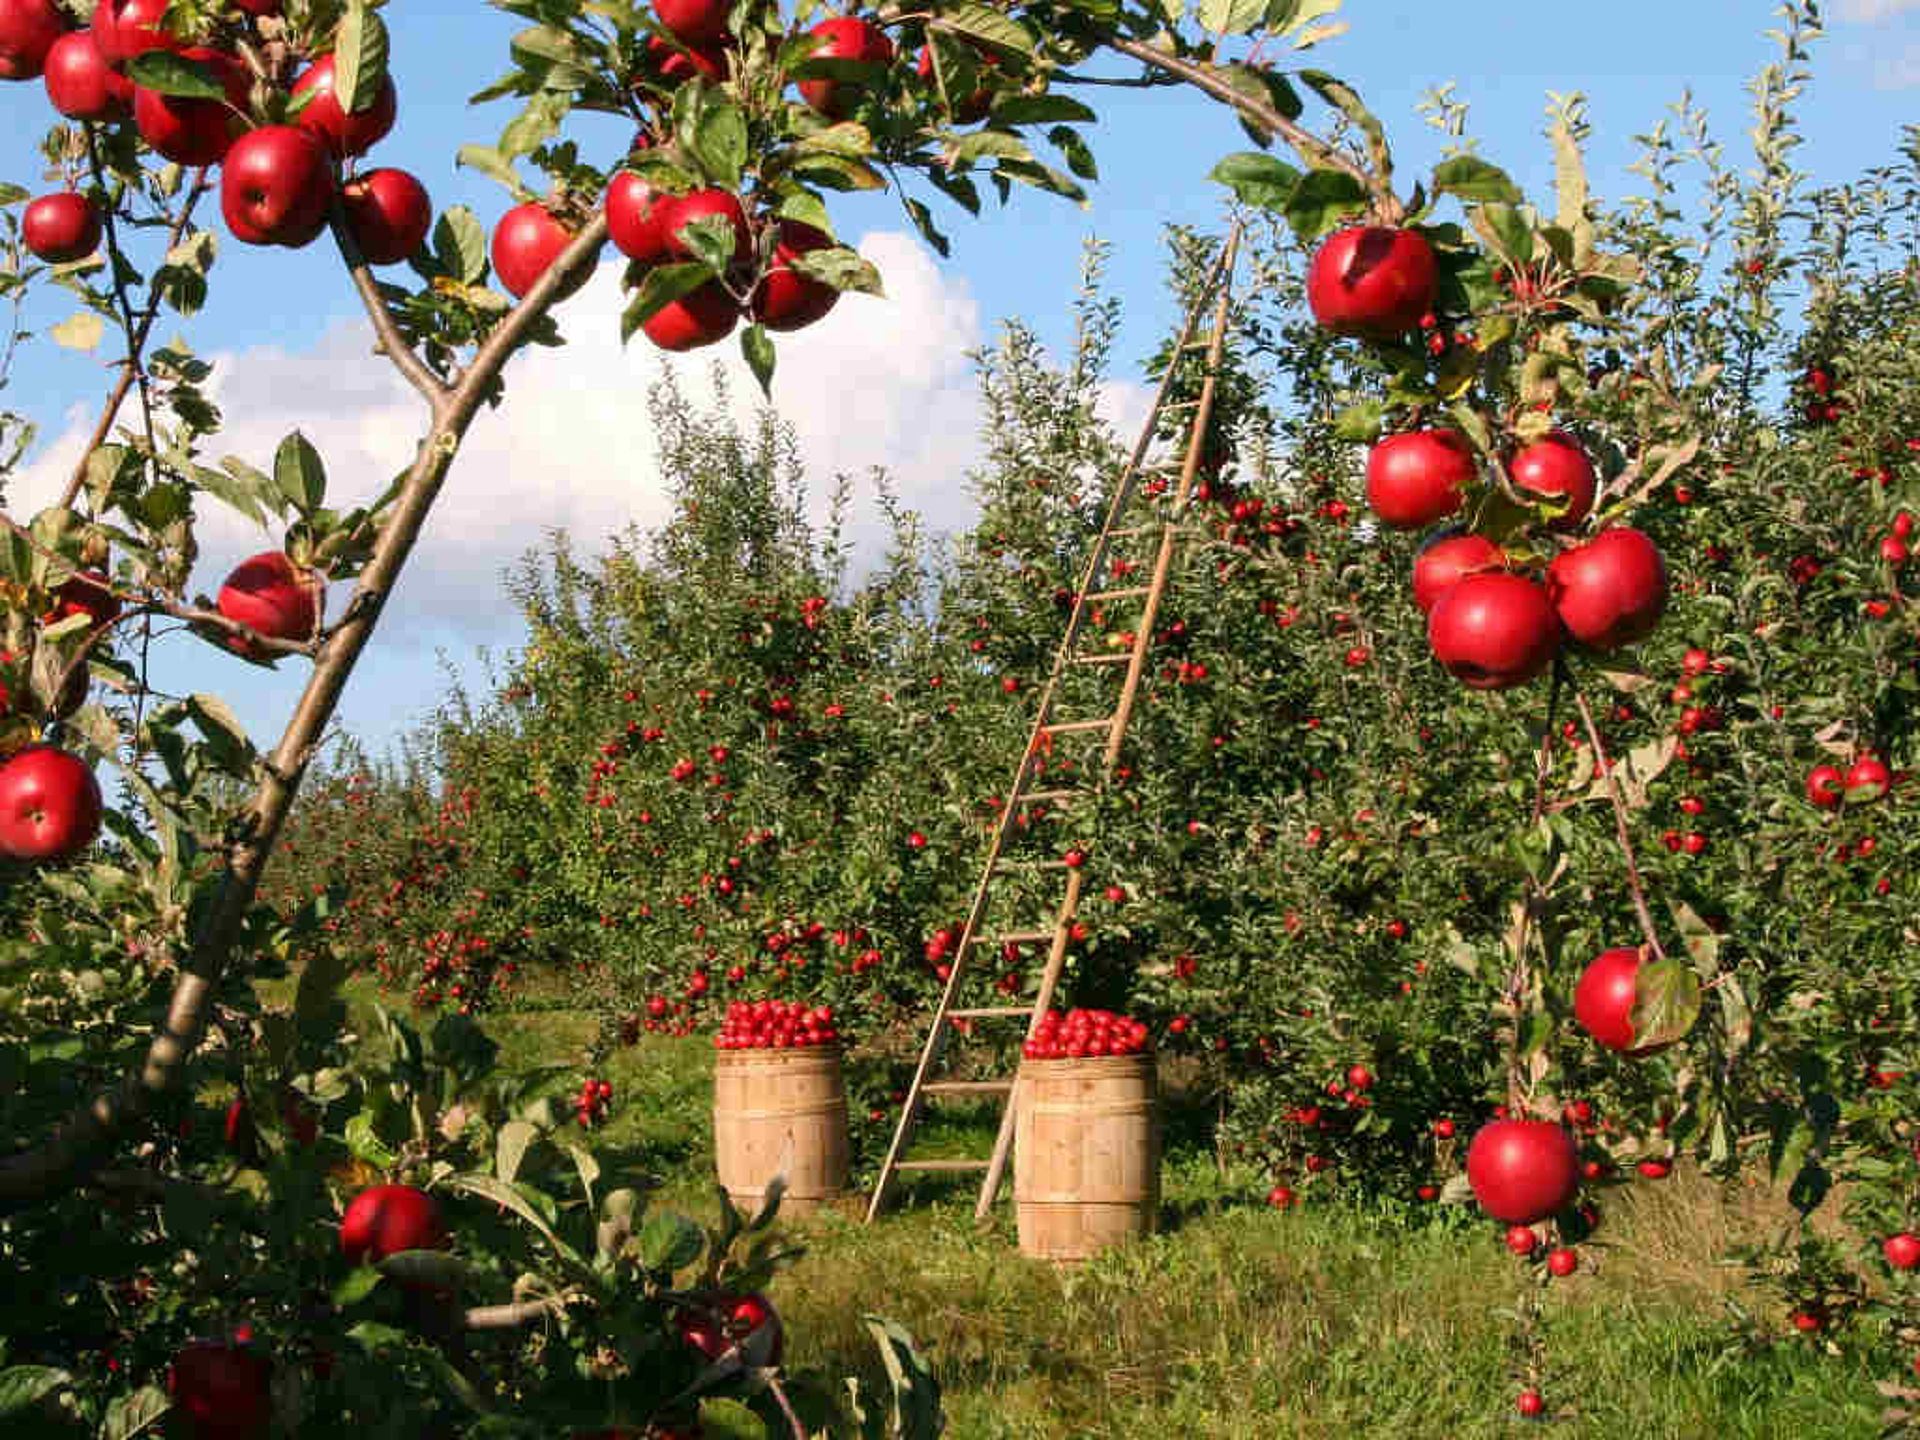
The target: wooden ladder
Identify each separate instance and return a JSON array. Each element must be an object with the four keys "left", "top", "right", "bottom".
[{"left": 865, "top": 223, "right": 1244, "bottom": 1224}]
